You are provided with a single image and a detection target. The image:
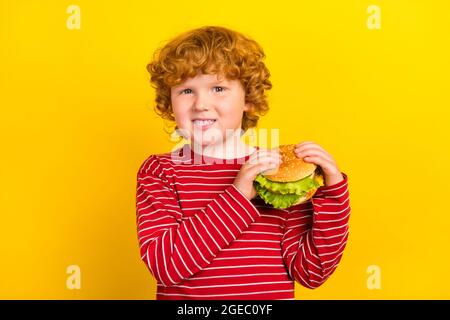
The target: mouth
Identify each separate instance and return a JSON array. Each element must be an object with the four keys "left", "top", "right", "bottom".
[{"left": 192, "top": 119, "right": 217, "bottom": 130}]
